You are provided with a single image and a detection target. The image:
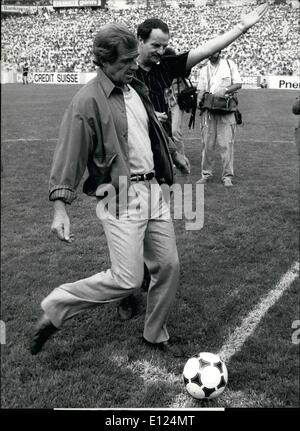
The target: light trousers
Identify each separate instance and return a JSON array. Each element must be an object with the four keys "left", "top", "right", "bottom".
[
  {"left": 171, "top": 103, "right": 185, "bottom": 155},
  {"left": 200, "top": 111, "right": 236, "bottom": 179},
  {"left": 41, "top": 180, "right": 180, "bottom": 344}
]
